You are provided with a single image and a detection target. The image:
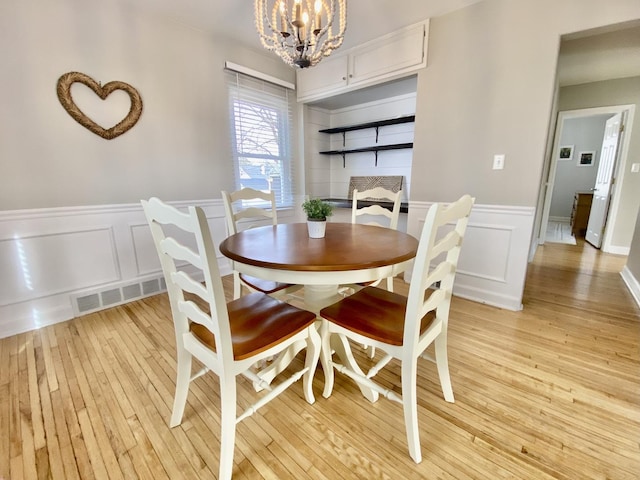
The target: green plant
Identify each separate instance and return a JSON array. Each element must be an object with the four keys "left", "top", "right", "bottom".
[{"left": 301, "top": 198, "right": 334, "bottom": 221}]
